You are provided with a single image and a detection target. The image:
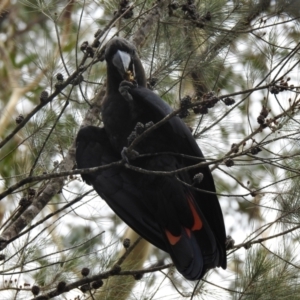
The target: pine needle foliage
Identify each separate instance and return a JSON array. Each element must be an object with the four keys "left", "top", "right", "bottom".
[{"left": 1, "top": 0, "right": 300, "bottom": 299}]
